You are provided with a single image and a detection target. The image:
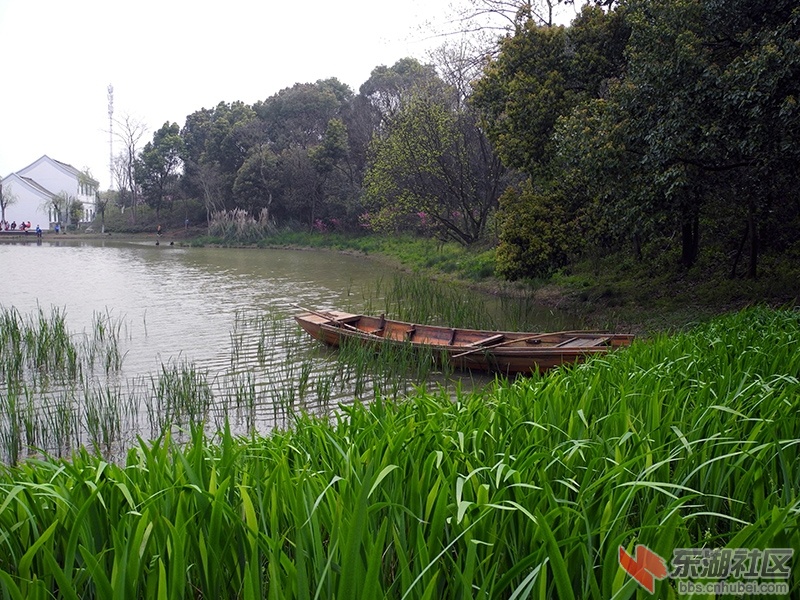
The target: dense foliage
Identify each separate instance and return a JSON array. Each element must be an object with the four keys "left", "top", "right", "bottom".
[
  {"left": 474, "top": 0, "right": 800, "bottom": 278},
  {"left": 1, "top": 307, "right": 798, "bottom": 598},
  {"left": 108, "top": 0, "right": 799, "bottom": 281}
]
